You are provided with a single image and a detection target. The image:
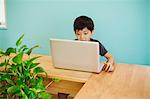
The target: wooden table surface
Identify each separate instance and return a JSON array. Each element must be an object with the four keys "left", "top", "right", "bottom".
[{"left": 74, "top": 64, "right": 150, "bottom": 99}]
